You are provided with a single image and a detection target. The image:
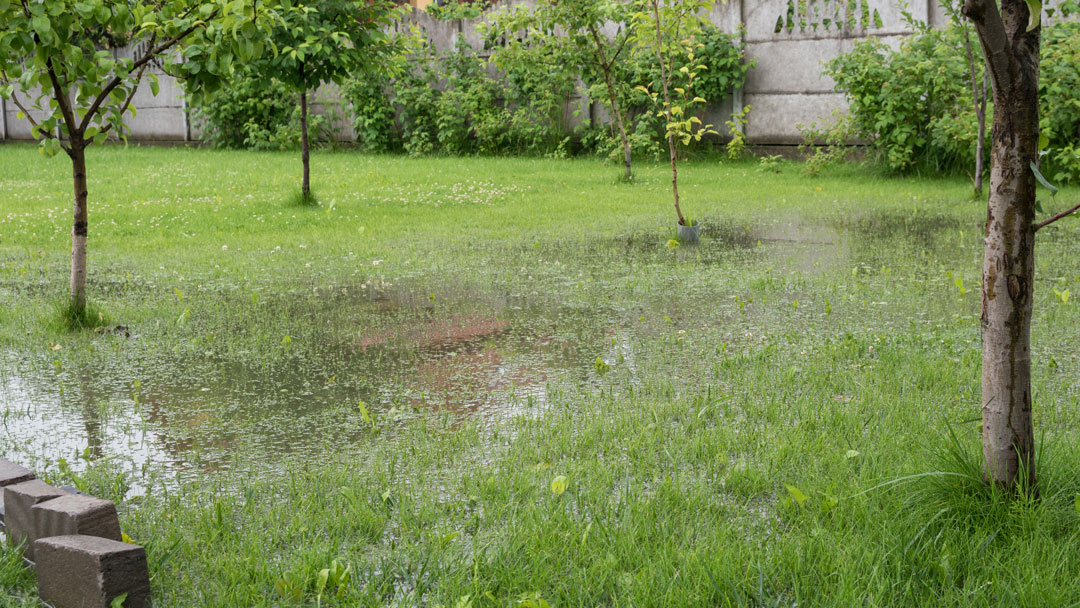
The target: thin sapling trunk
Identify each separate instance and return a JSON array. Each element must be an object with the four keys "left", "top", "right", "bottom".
[
  {"left": 588, "top": 24, "right": 633, "bottom": 181},
  {"left": 962, "top": 21, "right": 988, "bottom": 194},
  {"left": 650, "top": 0, "right": 685, "bottom": 225},
  {"left": 300, "top": 89, "right": 311, "bottom": 200}
]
